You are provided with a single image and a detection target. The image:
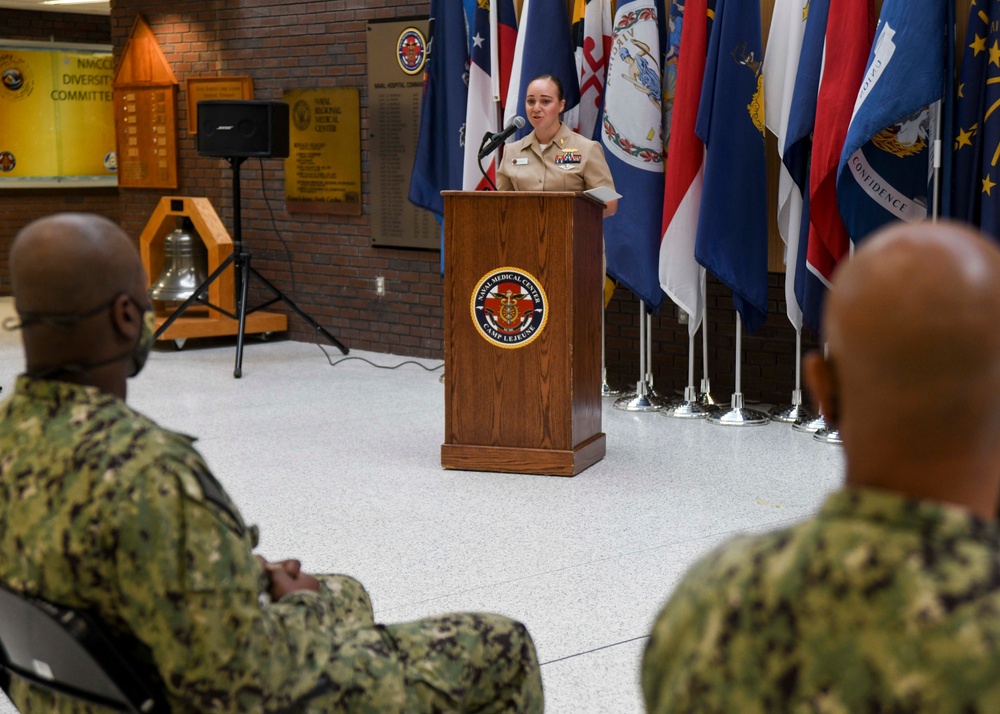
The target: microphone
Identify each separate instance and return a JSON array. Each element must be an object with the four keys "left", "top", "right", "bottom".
[{"left": 478, "top": 116, "right": 525, "bottom": 159}]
